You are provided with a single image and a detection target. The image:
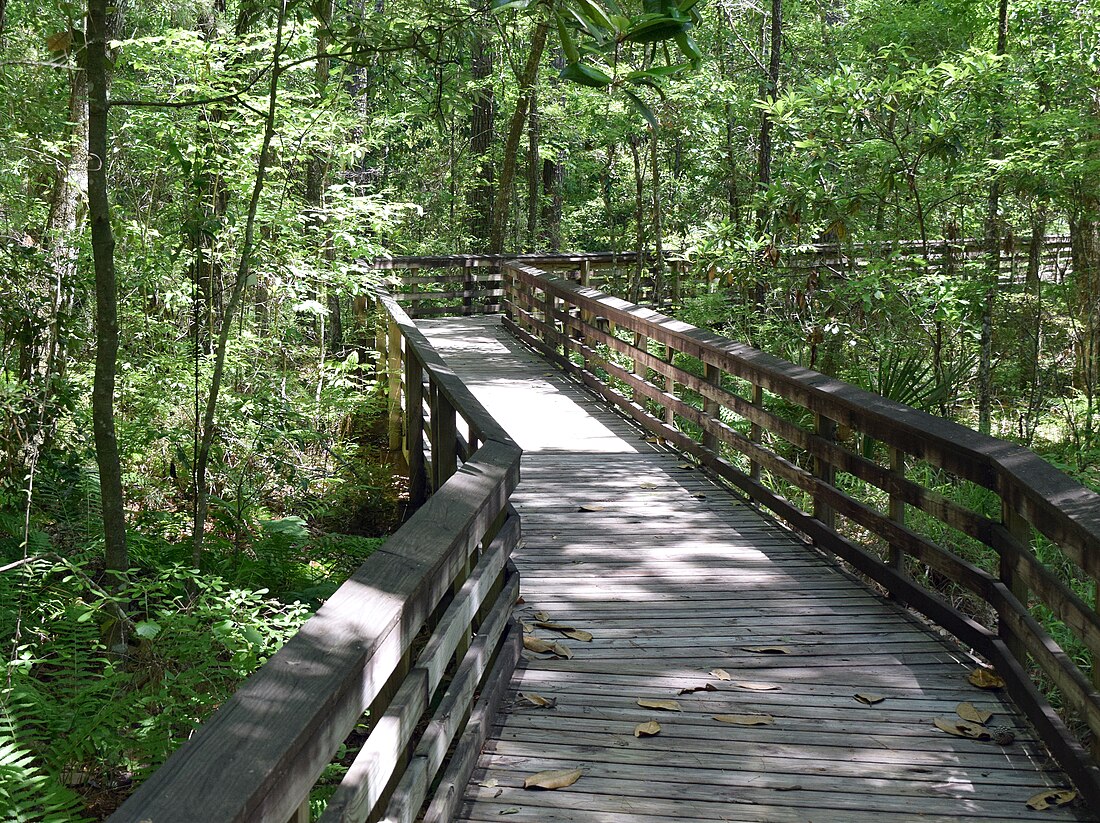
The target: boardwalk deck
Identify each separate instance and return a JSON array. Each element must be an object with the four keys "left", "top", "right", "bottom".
[{"left": 418, "top": 315, "right": 1091, "bottom": 822}]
